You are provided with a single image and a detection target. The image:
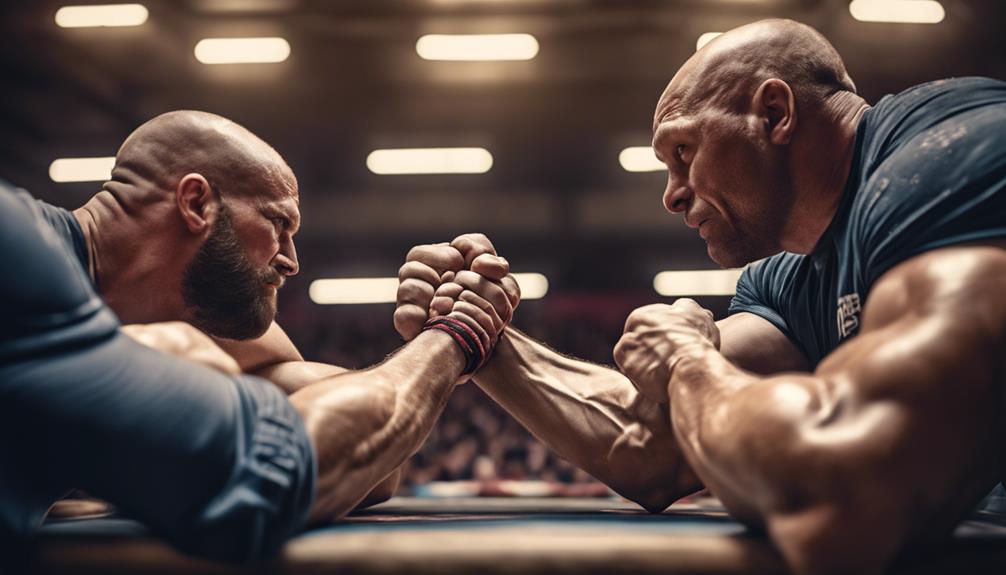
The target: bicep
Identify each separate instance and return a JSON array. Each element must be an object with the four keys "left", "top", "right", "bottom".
[
  {"left": 798, "top": 245, "right": 1006, "bottom": 517},
  {"left": 817, "top": 243, "right": 1006, "bottom": 387},
  {"left": 718, "top": 312, "right": 811, "bottom": 375}
]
